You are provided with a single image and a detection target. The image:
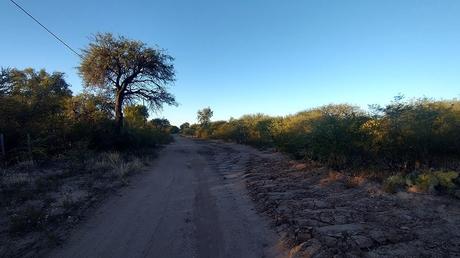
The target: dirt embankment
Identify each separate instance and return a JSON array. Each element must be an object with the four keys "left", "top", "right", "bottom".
[{"left": 203, "top": 140, "right": 460, "bottom": 257}]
